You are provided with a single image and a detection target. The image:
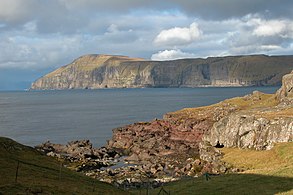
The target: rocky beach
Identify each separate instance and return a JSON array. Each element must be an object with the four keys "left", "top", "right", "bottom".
[{"left": 36, "top": 70, "right": 293, "bottom": 189}]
